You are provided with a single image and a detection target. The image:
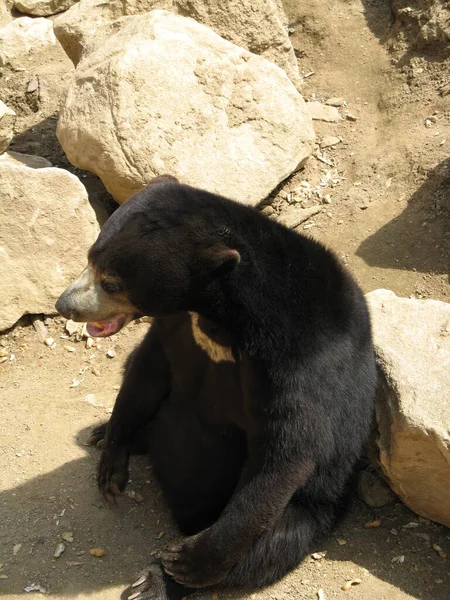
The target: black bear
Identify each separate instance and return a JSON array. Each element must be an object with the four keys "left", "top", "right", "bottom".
[{"left": 56, "top": 176, "right": 377, "bottom": 599}]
